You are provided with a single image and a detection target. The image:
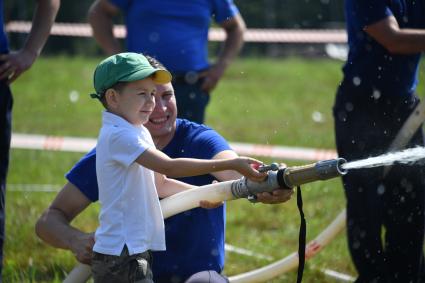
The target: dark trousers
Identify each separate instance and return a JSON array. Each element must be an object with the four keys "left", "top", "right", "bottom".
[
  {"left": 173, "top": 75, "right": 210, "bottom": 124},
  {"left": 0, "top": 80, "right": 12, "bottom": 280},
  {"left": 333, "top": 81, "right": 425, "bottom": 283},
  {"left": 92, "top": 246, "right": 154, "bottom": 283}
]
